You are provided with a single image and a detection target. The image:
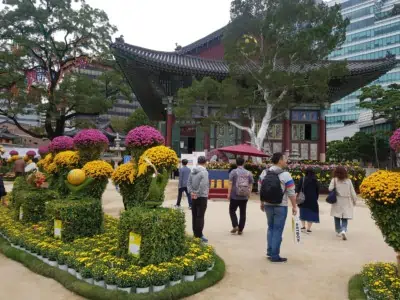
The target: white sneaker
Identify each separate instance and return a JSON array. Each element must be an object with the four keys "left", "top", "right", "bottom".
[
  {"left": 336, "top": 233, "right": 341, "bottom": 237},
  {"left": 340, "top": 231, "right": 347, "bottom": 241}
]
